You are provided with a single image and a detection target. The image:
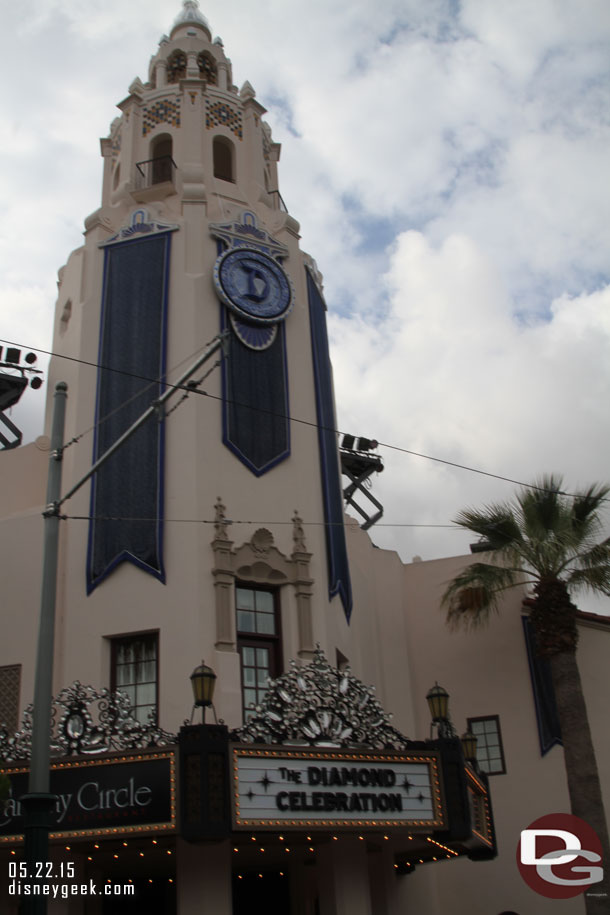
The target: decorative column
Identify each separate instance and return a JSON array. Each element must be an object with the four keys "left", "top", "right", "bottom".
[
  {"left": 217, "top": 61, "right": 229, "bottom": 91},
  {"left": 155, "top": 59, "right": 167, "bottom": 88},
  {"left": 291, "top": 511, "right": 315, "bottom": 659},
  {"left": 186, "top": 52, "right": 199, "bottom": 79},
  {"left": 212, "top": 498, "right": 236, "bottom": 650}
]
